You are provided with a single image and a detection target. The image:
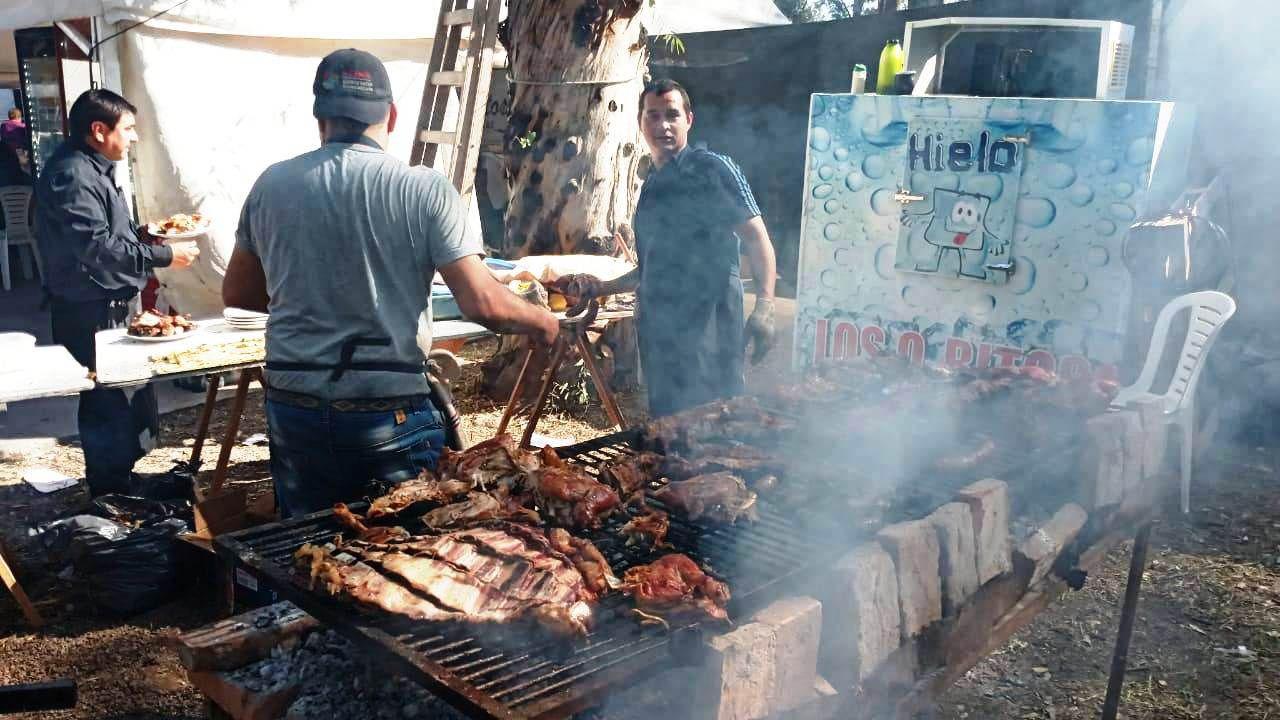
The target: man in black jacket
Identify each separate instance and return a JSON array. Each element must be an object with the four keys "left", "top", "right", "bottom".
[{"left": 35, "top": 89, "right": 199, "bottom": 496}]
